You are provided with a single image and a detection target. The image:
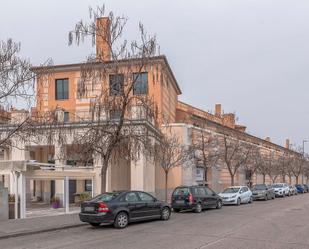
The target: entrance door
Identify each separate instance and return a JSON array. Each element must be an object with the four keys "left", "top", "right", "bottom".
[
  {"left": 69, "top": 180, "right": 77, "bottom": 204},
  {"left": 50, "top": 180, "right": 55, "bottom": 198}
]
